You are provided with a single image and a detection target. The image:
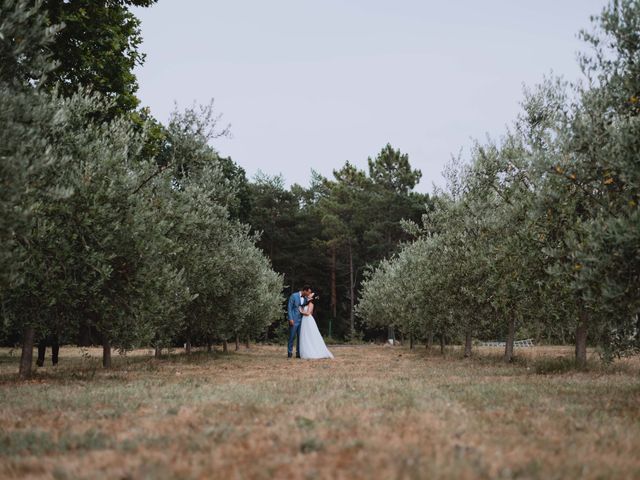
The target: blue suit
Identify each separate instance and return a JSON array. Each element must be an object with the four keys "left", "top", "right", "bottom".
[{"left": 287, "top": 292, "right": 307, "bottom": 356}]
